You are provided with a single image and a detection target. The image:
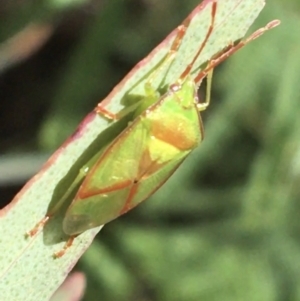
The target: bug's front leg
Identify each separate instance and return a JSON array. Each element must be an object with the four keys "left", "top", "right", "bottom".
[{"left": 95, "top": 104, "right": 119, "bottom": 121}]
